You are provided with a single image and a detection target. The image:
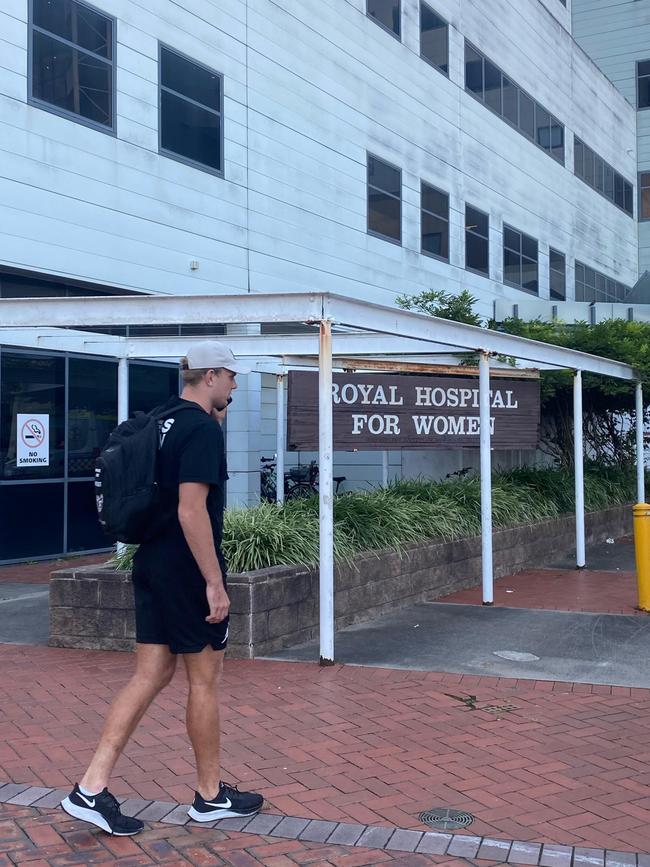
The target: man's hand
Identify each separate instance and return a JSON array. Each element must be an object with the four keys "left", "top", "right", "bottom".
[{"left": 206, "top": 581, "right": 230, "bottom": 623}]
